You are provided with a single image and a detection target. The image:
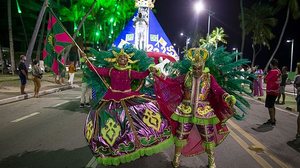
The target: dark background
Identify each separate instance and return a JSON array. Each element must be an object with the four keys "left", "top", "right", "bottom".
[
  {"left": 0, "top": 0, "right": 299, "bottom": 70},
  {"left": 155, "top": 0, "right": 300, "bottom": 70}
]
